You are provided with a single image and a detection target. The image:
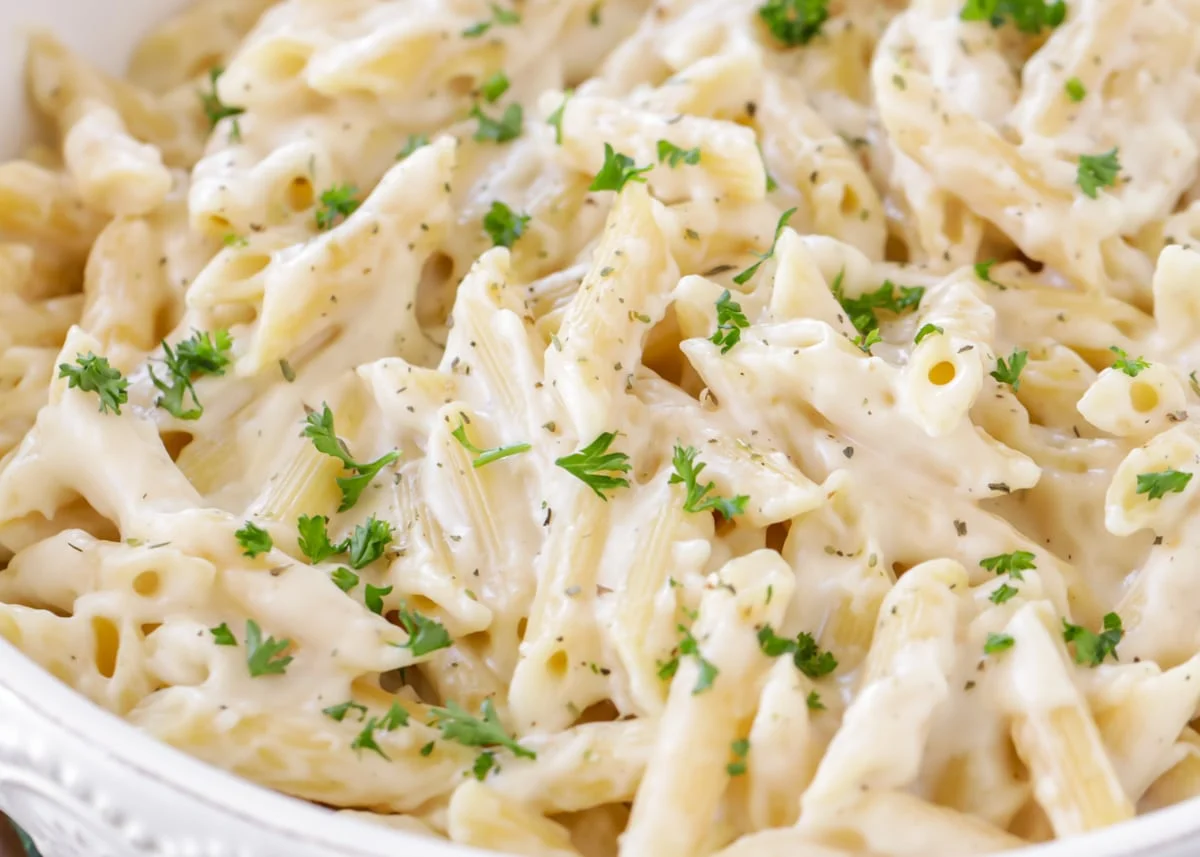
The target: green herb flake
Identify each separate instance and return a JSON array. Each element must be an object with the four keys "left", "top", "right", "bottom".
[
  {"left": 1135, "top": 469, "right": 1193, "bottom": 501},
  {"left": 554, "top": 432, "right": 631, "bottom": 500},
  {"left": 235, "top": 521, "right": 273, "bottom": 558},
  {"left": 59, "top": 352, "right": 129, "bottom": 415}
]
